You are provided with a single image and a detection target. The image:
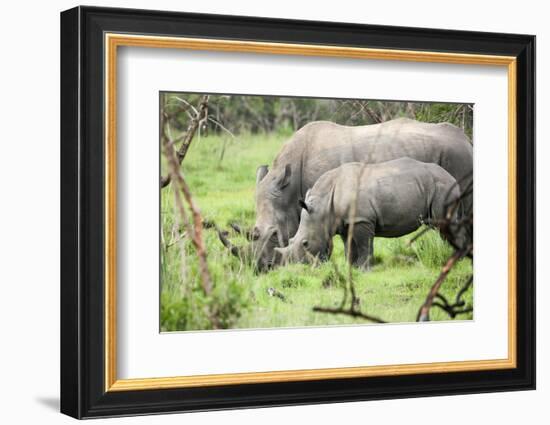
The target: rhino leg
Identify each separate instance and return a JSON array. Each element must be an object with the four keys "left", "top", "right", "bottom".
[
  {"left": 345, "top": 222, "right": 375, "bottom": 271},
  {"left": 367, "top": 237, "right": 374, "bottom": 270}
]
